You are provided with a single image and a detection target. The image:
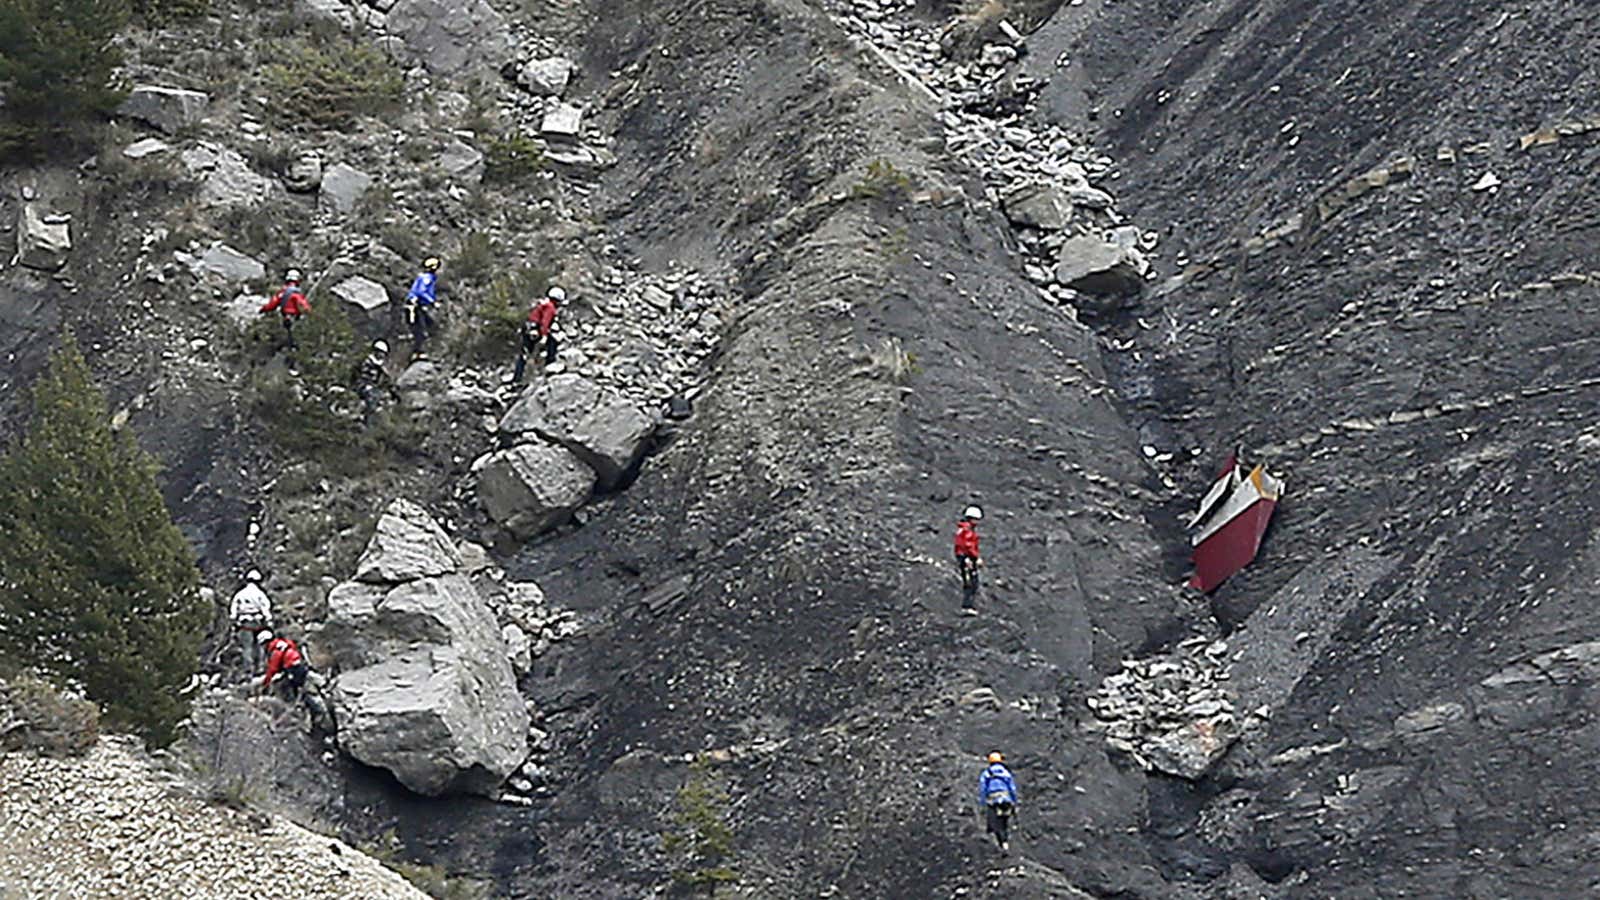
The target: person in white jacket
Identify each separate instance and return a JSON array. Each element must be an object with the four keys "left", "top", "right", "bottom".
[{"left": 229, "top": 570, "right": 273, "bottom": 673}]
